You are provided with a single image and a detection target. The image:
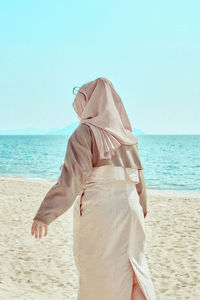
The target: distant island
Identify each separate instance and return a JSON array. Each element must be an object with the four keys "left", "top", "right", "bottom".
[{"left": 0, "top": 122, "right": 145, "bottom": 136}]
